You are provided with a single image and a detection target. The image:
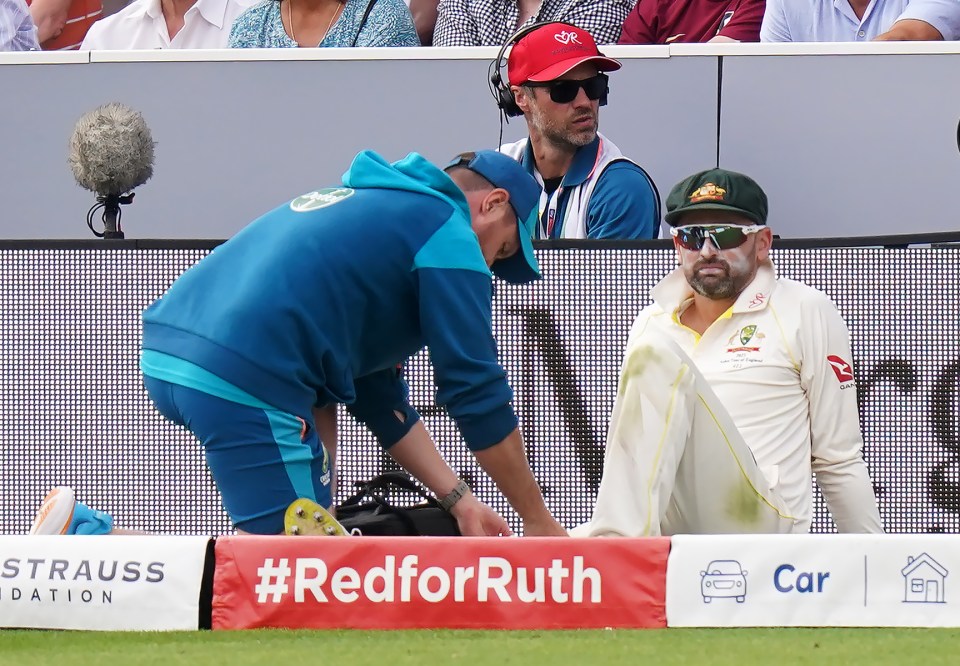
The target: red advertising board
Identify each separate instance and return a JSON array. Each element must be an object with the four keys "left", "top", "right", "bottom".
[{"left": 213, "top": 537, "right": 668, "bottom": 629}]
